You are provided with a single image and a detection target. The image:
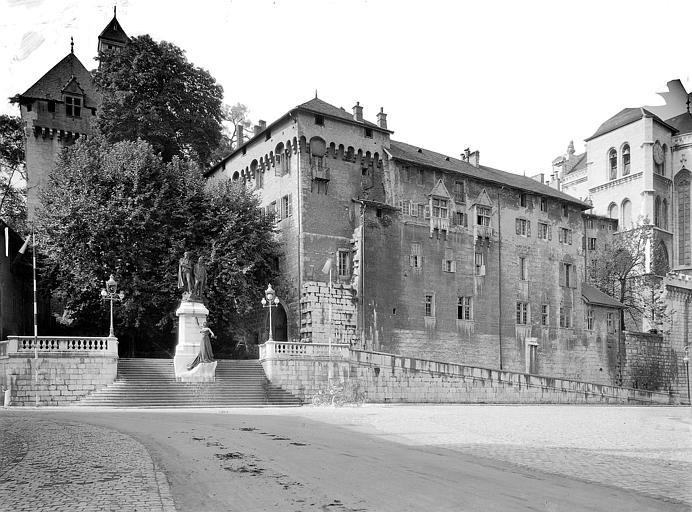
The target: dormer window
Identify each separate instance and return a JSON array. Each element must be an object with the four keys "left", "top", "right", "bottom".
[
  {"left": 476, "top": 206, "right": 491, "bottom": 226},
  {"left": 65, "top": 96, "right": 81, "bottom": 117}
]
